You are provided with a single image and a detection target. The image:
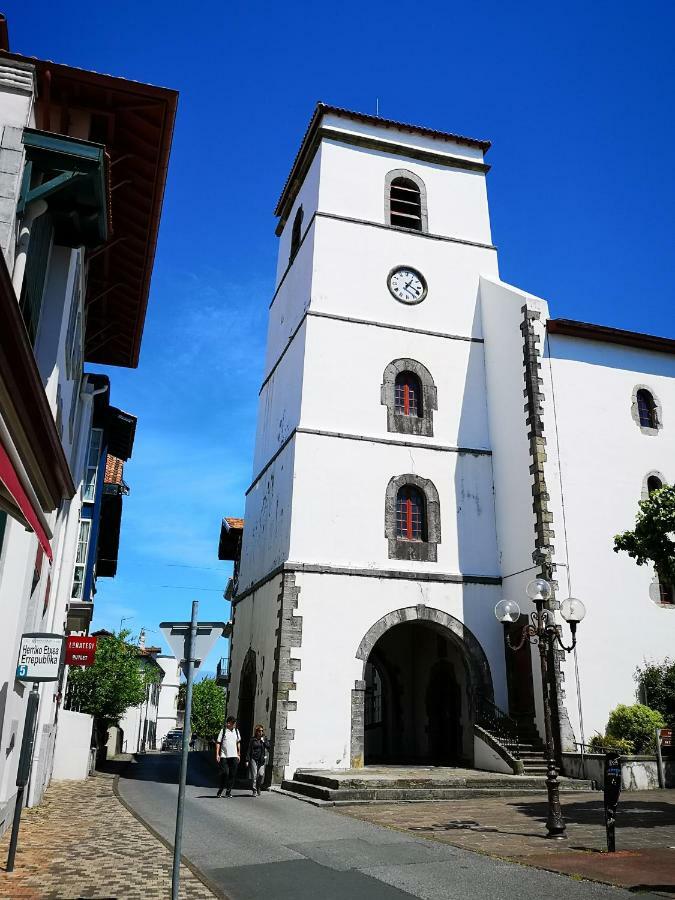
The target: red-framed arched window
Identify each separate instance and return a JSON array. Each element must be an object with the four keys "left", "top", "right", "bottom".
[
  {"left": 396, "top": 485, "right": 425, "bottom": 541},
  {"left": 395, "top": 372, "right": 422, "bottom": 417}
]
